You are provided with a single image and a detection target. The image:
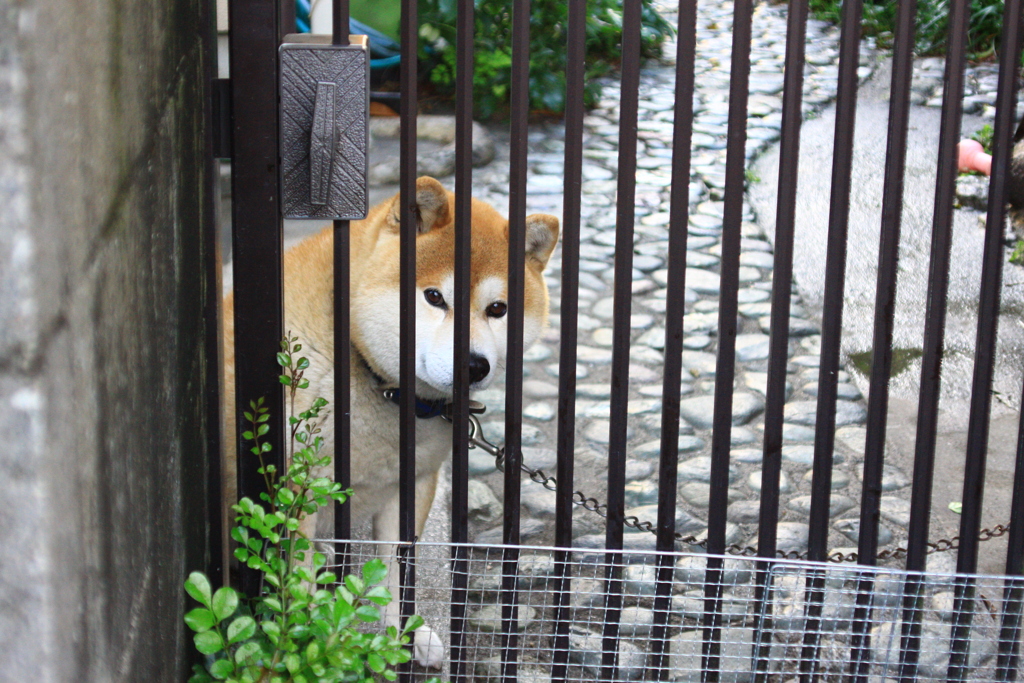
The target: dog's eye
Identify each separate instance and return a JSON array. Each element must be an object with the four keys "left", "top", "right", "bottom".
[
  {"left": 486, "top": 301, "right": 507, "bottom": 318},
  {"left": 424, "top": 288, "right": 446, "bottom": 308}
]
